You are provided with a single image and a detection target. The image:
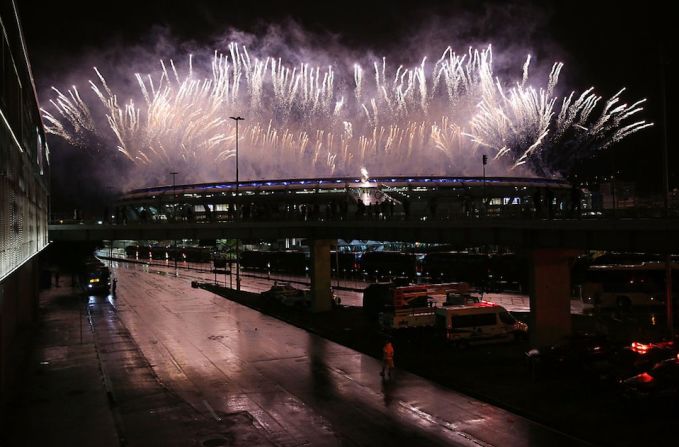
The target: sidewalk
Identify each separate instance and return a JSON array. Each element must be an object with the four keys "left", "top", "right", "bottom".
[
  {"left": 1, "top": 284, "right": 119, "bottom": 447},
  {"left": 1, "top": 282, "right": 272, "bottom": 447}
]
